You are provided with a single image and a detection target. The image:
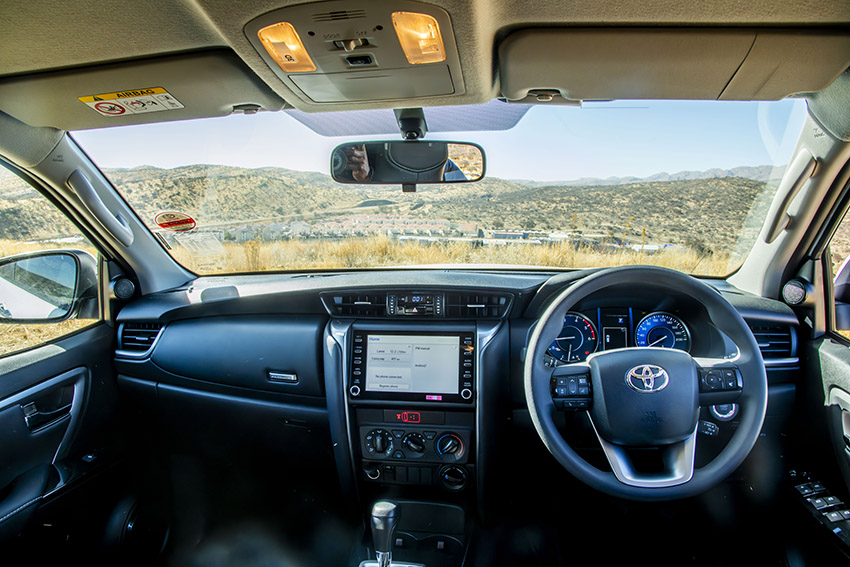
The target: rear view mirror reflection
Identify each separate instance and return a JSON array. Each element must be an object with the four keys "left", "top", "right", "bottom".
[{"left": 331, "top": 141, "right": 485, "bottom": 185}]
